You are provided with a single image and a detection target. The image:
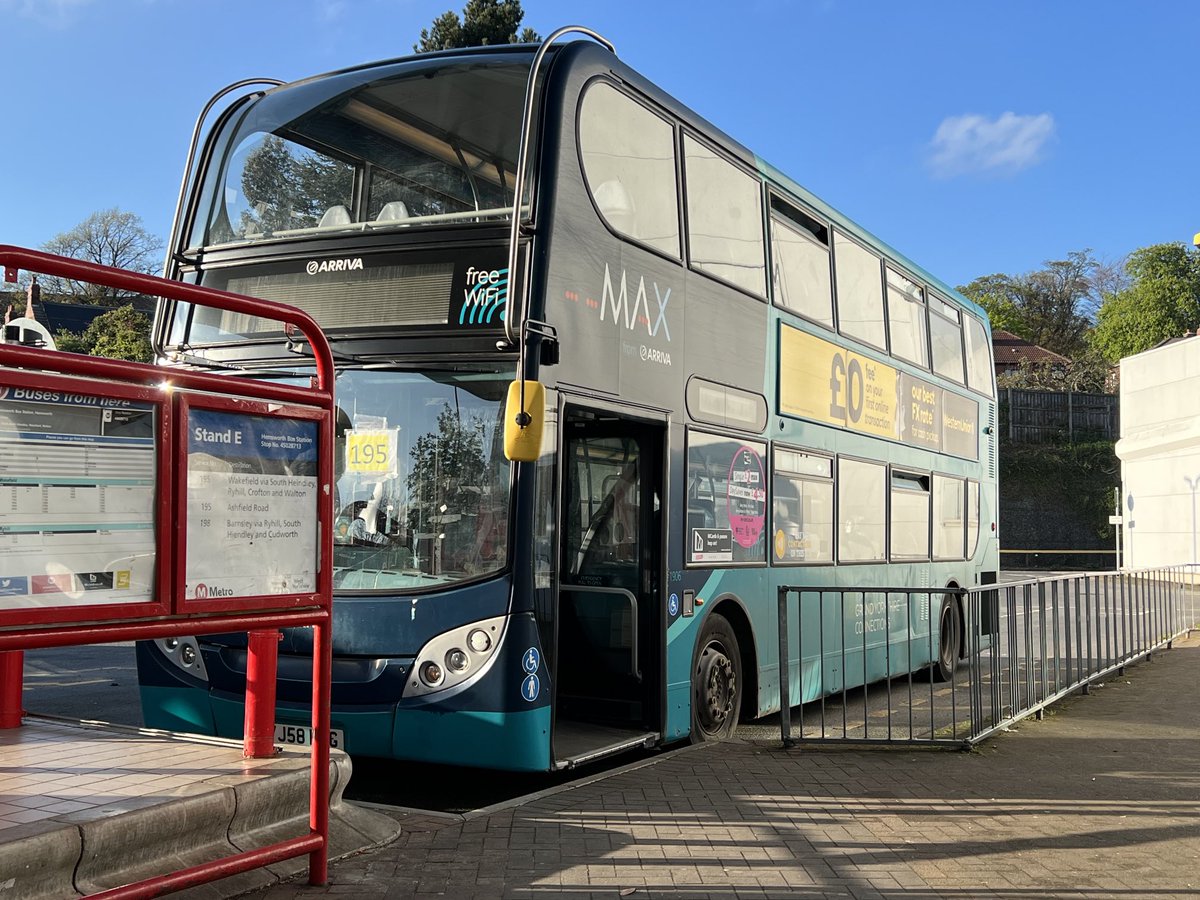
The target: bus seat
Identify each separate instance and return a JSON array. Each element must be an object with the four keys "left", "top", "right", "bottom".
[
  {"left": 375, "top": 201, "right": 410, "bottom": 222},
  {"left": 319, "top": 205, "right": 352, "bottom": 227},
  {"left": 593, "top": 180, "right": 636, "bottom": 233}
]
